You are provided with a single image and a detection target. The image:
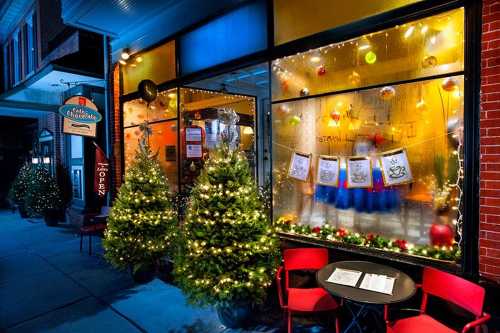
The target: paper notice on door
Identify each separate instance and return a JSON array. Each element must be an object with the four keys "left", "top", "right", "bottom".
[
  {"left": 326, "top": 268, "right": 363, "bottom": 287},
  {"left": 359, "top": 273, "right": 396, "bottom": 295}
]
